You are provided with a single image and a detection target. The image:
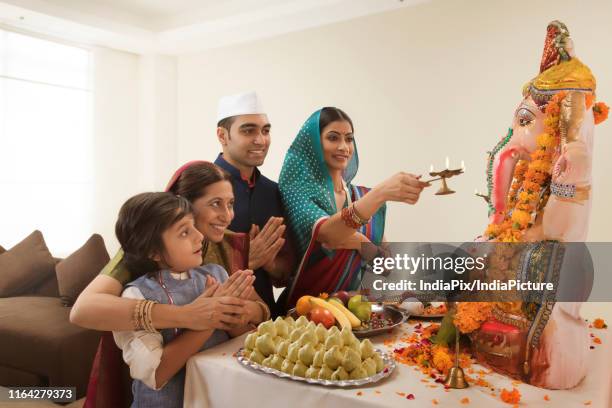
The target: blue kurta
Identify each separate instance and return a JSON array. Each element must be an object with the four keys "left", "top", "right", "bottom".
[{"left": 214, "top": 153, "right": 284, "bottom": 317}]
